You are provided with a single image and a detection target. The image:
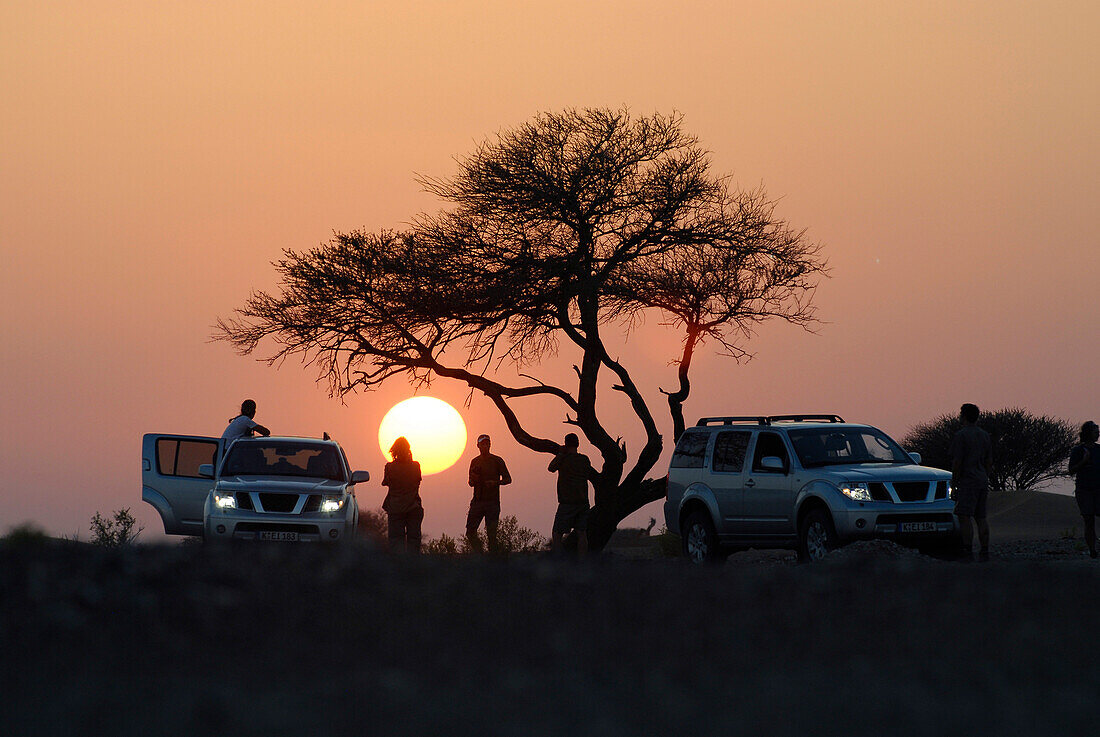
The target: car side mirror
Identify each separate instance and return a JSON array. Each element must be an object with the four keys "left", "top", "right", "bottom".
[
  {"left": 908, "top": 452, "right": 922, "bottom": 465},
  {"left": 350, "top": 470, "right": 370, "bottom": 484},
  {"left": 198, "top": 464, "right": 215, "bottom": 479},
  {"left": 761, "top": 456, "right": 785, "bottom": 472}
]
